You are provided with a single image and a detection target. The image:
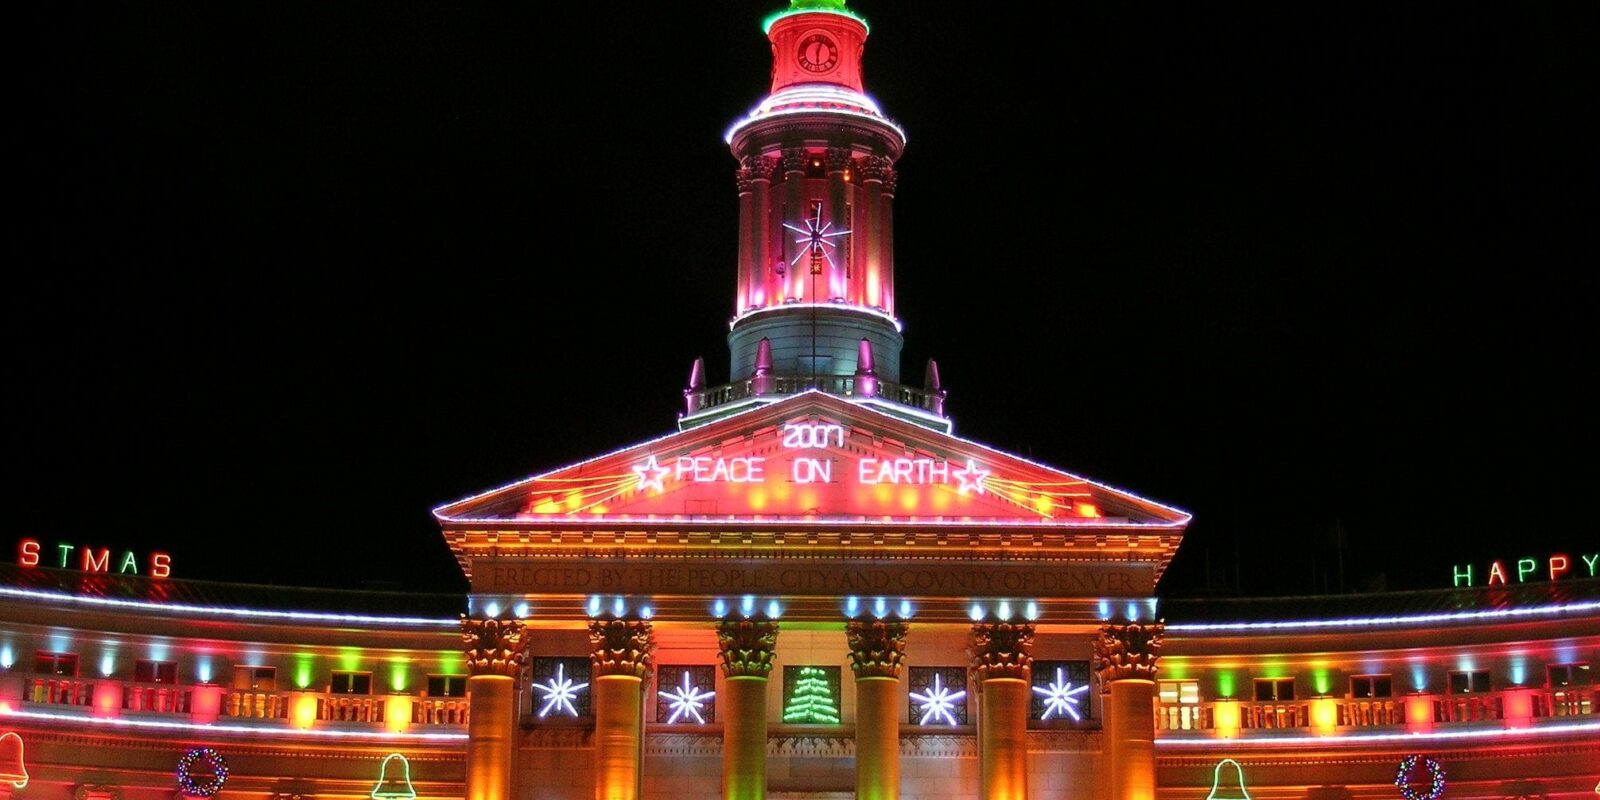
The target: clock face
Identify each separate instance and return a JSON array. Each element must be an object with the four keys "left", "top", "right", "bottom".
[{"left": 797, "top": 33, "right": 839, "bottom": 74}]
